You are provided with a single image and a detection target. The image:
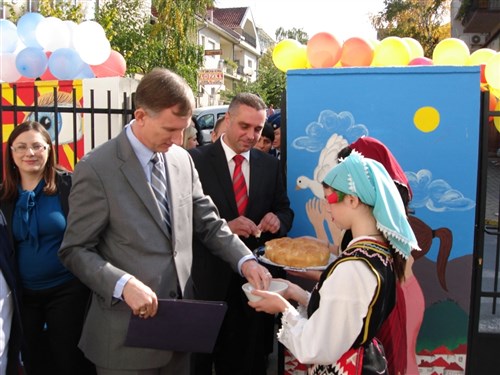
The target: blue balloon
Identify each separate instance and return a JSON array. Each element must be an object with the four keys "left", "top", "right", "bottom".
[
  {"left": 16, "top": 47, "right": 47, "bottom": 78},
  {"left": 0, "top": 19, "right": 18, "bottom": 53},
  {"left": 17, "top": 12, "right": 44, "bottom": 48},
  {"left": 48, "top": 48, "right": 85, "bottom": 80},
  {"left": 76, "top": 63, "right": 96, "bottom": 79}
]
